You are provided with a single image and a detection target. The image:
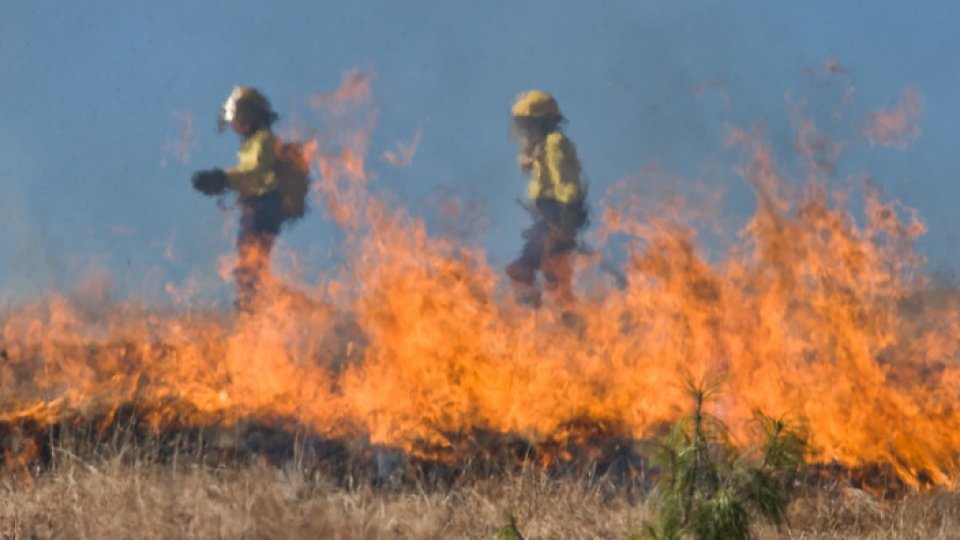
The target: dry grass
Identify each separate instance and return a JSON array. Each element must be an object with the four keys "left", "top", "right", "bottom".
[
  {"left": 1, "top": 440, "right": 958, "bottom": 539},
  {"left": 0, "top": 456, "right": 642, "bottom": 539},
  {"left": 777, "top": 487, "right": 960, "bottom": 539}
]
